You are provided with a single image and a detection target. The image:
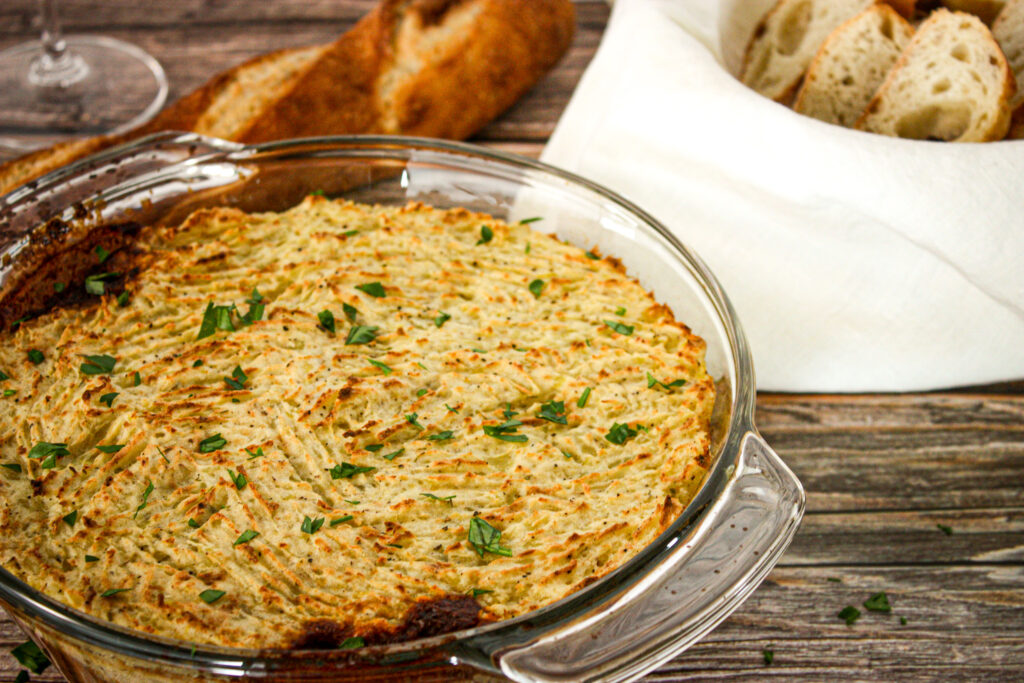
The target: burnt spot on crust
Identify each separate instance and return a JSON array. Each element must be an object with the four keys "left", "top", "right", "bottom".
[{"left": 290, "top": 595, "right": 481, "bottom": 650}]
